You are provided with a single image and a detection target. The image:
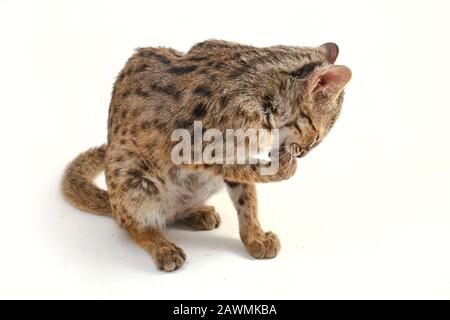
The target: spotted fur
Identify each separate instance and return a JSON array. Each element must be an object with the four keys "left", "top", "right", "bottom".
[{"left": 62, "top": 40, "right": 351, "bottom": 272}]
